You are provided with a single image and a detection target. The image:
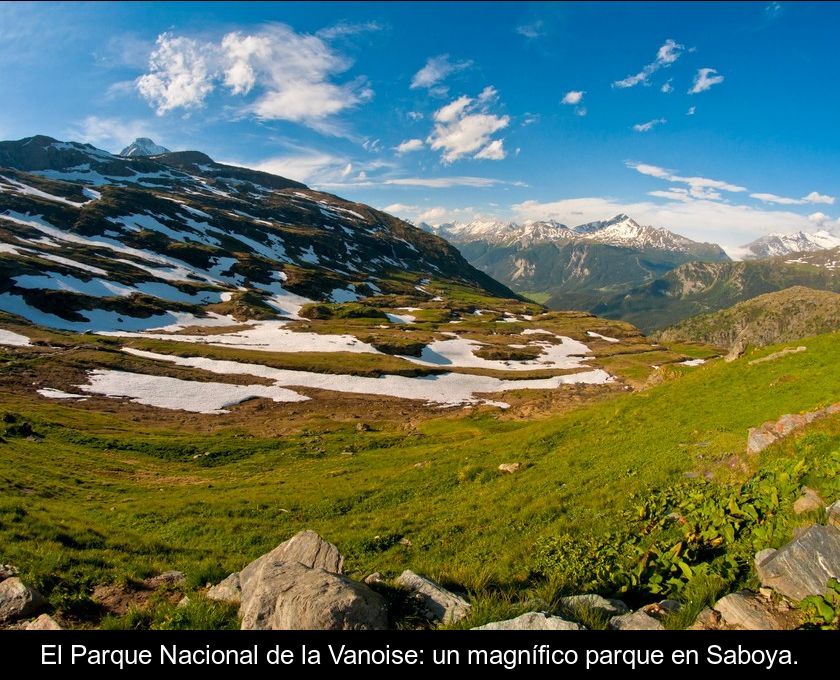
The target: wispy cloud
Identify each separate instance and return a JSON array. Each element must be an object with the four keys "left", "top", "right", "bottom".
[
  {"left": 384, "top": 176, "right": 524, "bottom": 188},
  {"left": 628, "top": 161, "right": 747, "bottom": 199},
  {"left": 689, "top": 68, "right": 724, "bottom": 94},
  {"left": 516, "top": 21, "right": 545, "bottom": 39},
  {"left": 632, "top": 118, "right": 667, "bottom": 133},
  {"left": 613, "top": 39, "right": 684, "bottom": 88},
  {"left": 410, "top": 54, "right": 472, "bottom": 90},
  {"left": 751, "top": 190, "right": 835, "bottom": 205}
]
